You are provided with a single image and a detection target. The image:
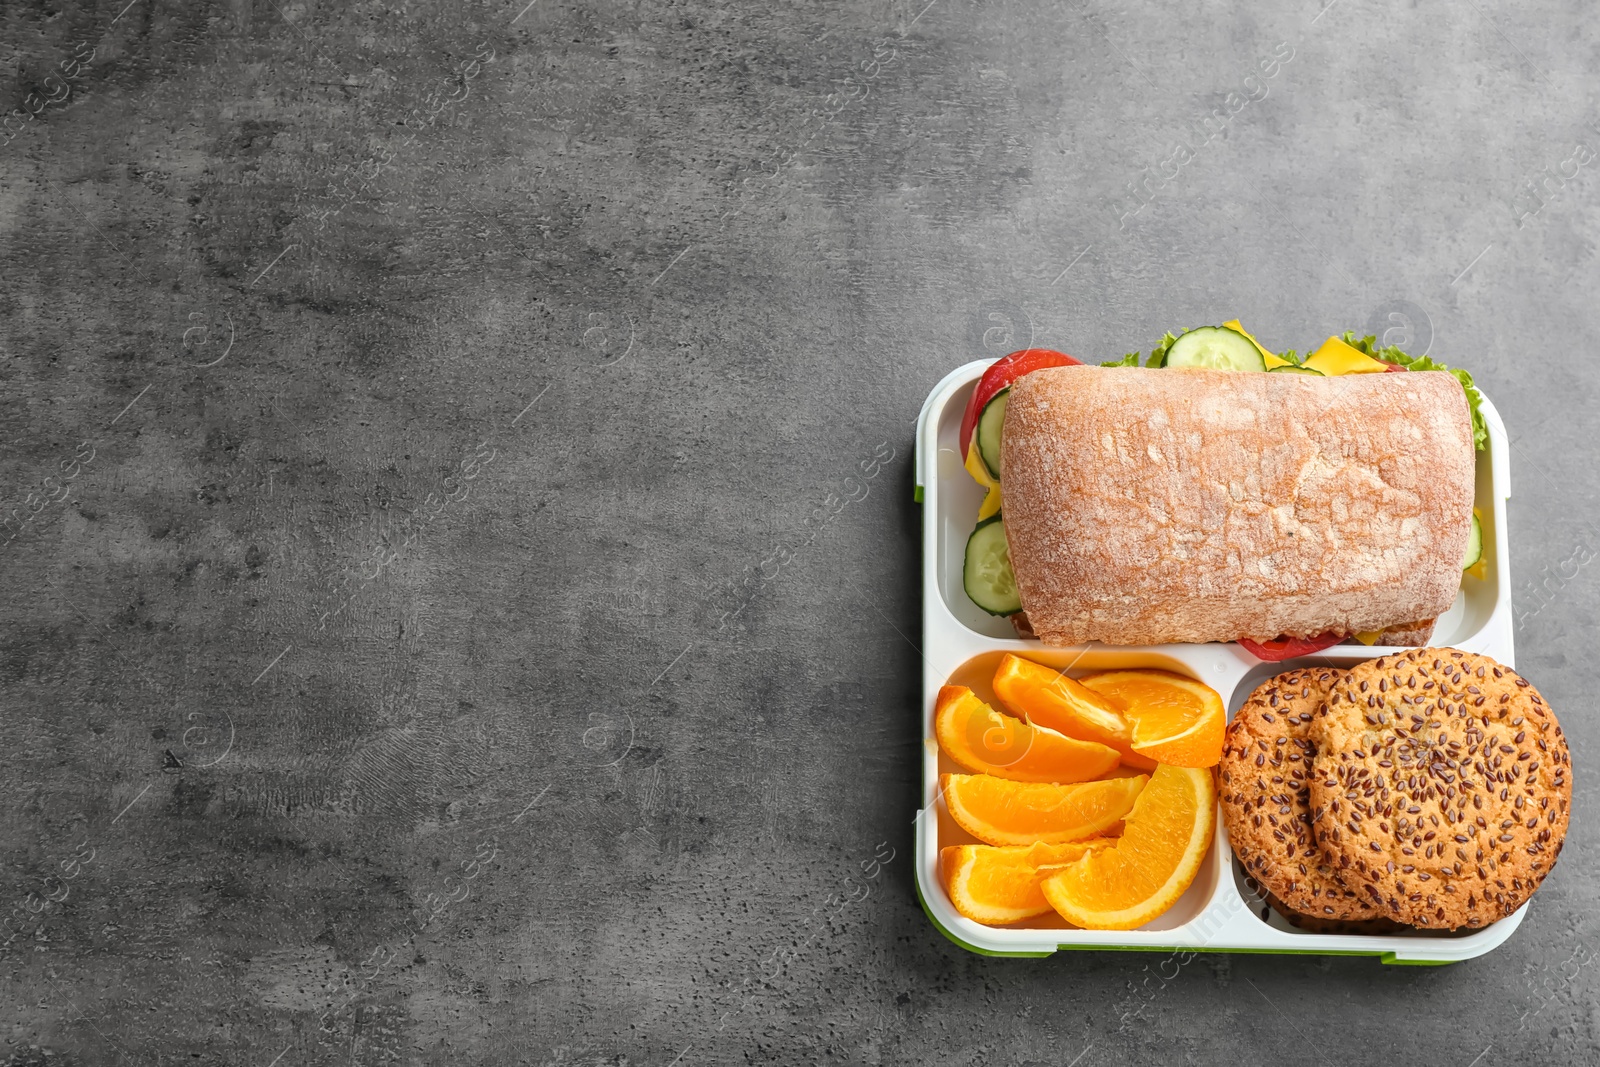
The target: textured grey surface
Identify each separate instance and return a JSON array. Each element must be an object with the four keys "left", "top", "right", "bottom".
[{"left": 1, "top": 0, "right": 1597, "bottom": 1063}]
